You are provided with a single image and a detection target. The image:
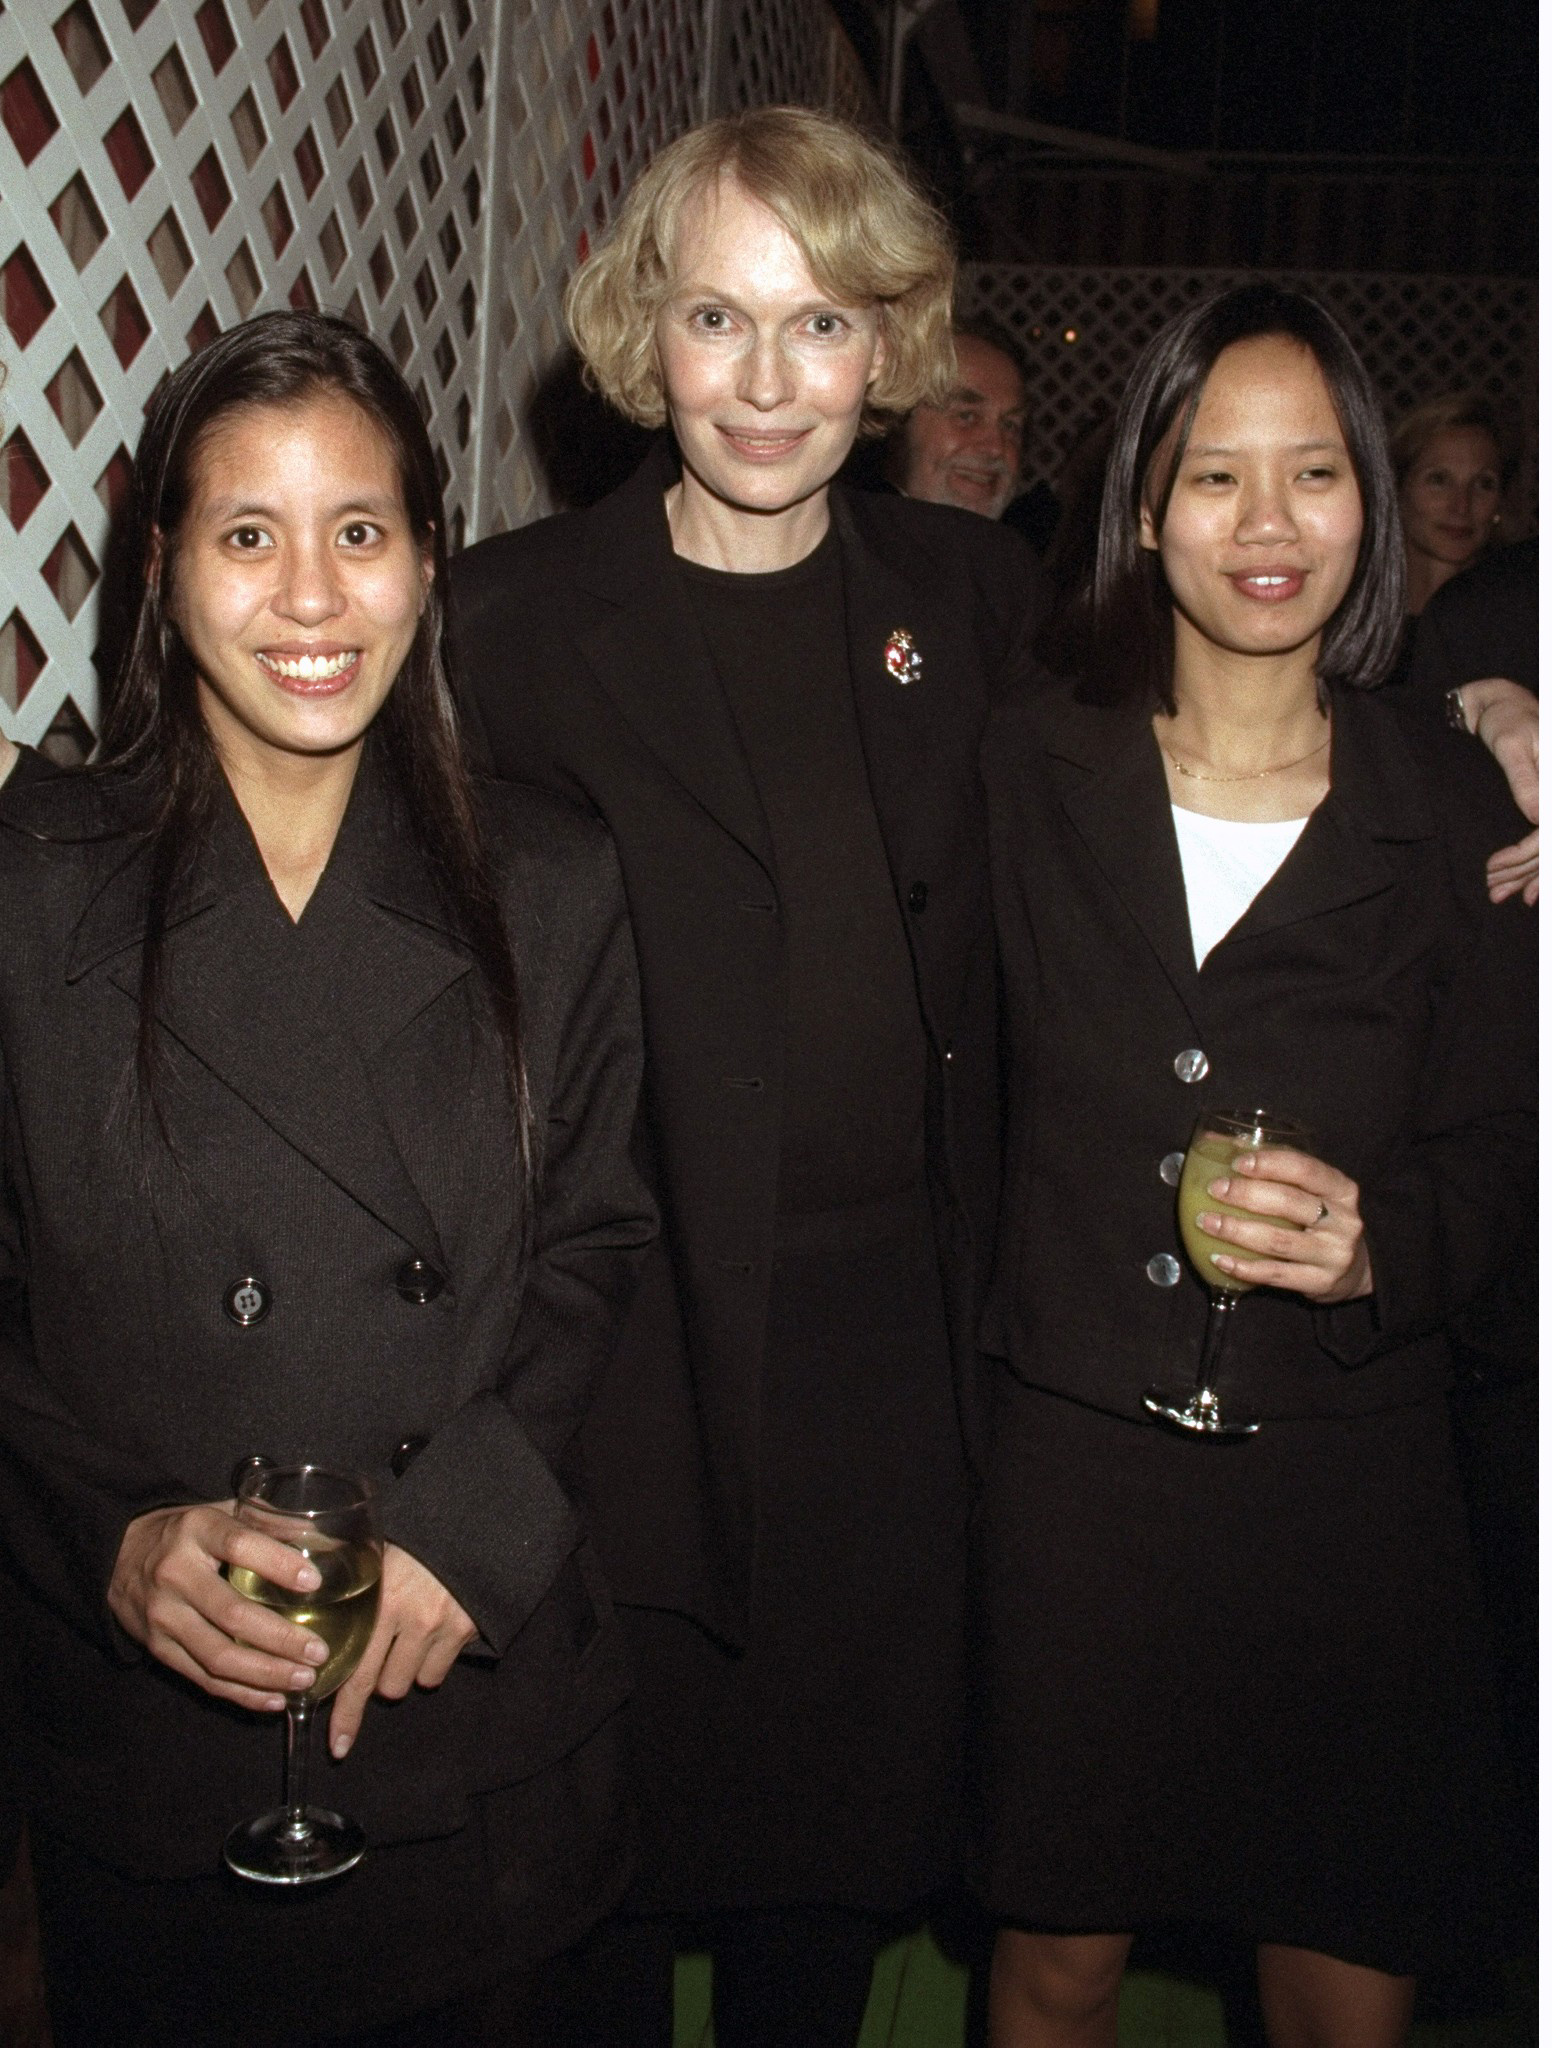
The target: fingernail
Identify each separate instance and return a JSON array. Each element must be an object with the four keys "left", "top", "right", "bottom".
[
  {"left": 303, "top": 1638, "right": 327, "bottom": 1664},
  {"left": 1210, "top": 1253, "right": 1231, "bottom": 1270},
  {"left": 1234, "top": 1154, "right": 1256, "bottom": 1172},
  {"left": 290, "top": 1667, "right": 315, "bottom": 1690},
  {"left": 1196, "top": 1211, "right": 1216, "bottom": 1232},
  {"left": 332, "top": 1733, "right": 352, "bottom": 1758},
  {"left": 1208, "top": 1178, "right": 1230, "bottom": 1197},
  {"left": 263, "top": 1695, "right": 286, "bottom": 1712},
  {"left": 296, "top": 1564, "right": 321, "bottom": 1592}
]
